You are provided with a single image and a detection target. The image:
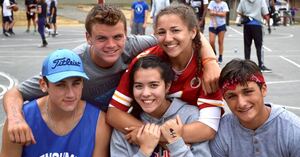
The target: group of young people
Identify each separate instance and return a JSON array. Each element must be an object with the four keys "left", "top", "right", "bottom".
[{"left": 1, "top": 2, "right": 300, "bottom": 157}]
